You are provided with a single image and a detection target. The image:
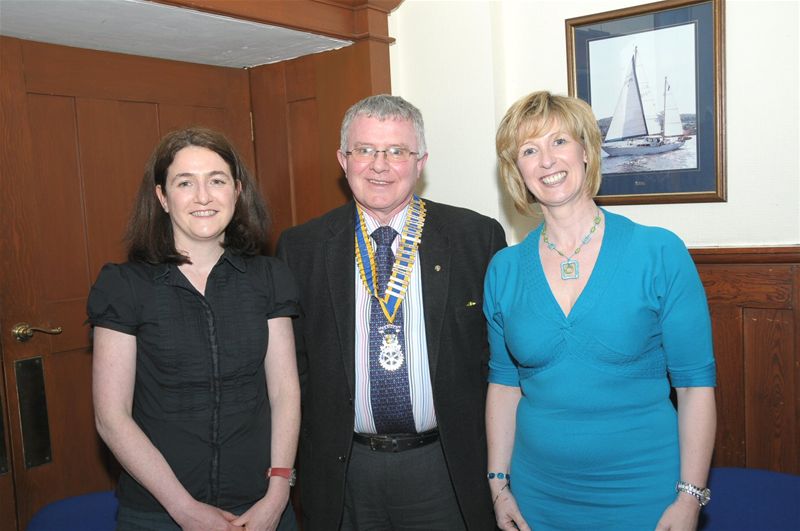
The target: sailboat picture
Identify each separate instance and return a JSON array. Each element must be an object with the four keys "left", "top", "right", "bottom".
[
  {"left": 587, "top": 26, "right": 699, "bottom": 177},
  {"left": 602, "top": 47, "right": 687, "bottom": 157},
  {"left": 568, "top": 0, "right": 724, "bottom": 204}
]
